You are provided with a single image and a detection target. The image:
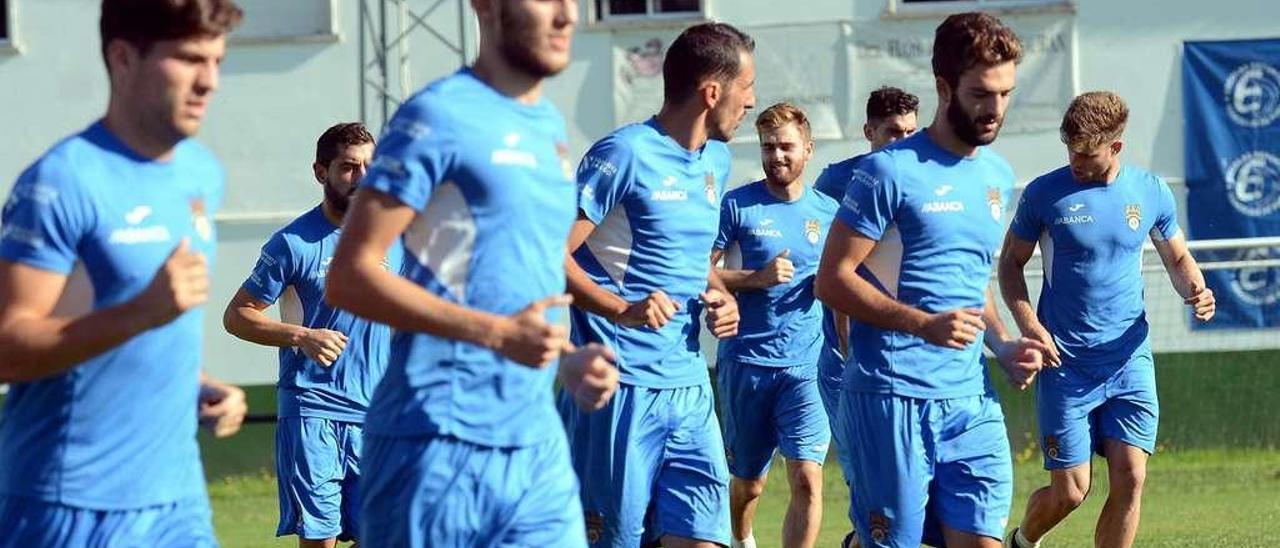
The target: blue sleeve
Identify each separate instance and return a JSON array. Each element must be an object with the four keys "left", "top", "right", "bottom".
[
  {"left": 834, "top": 154, "right": 899, "bottom": 241},
  {"left": 812, "top": 164, "right": 846, "bottom": 201},
  {"left": 714, "top": 196, "right": 736, "bottom": 251},
  {"left": 0, "top": 160, "right": 93, "bottom": 275},
  {"left": 362, "top": 98, "right": 456, "bottom": 212},
  {"left": 241, "top": 232, "right": 293, "bottom": 305},
  {"left": 1150, "top": 176, "right": 1180, "bottom": 241},
  {"left": 576, "top": 136, "right": 635, "bottom": 224},
  {"left": 1008, "top": 182, "right": 1043, "bottom": 242}
]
